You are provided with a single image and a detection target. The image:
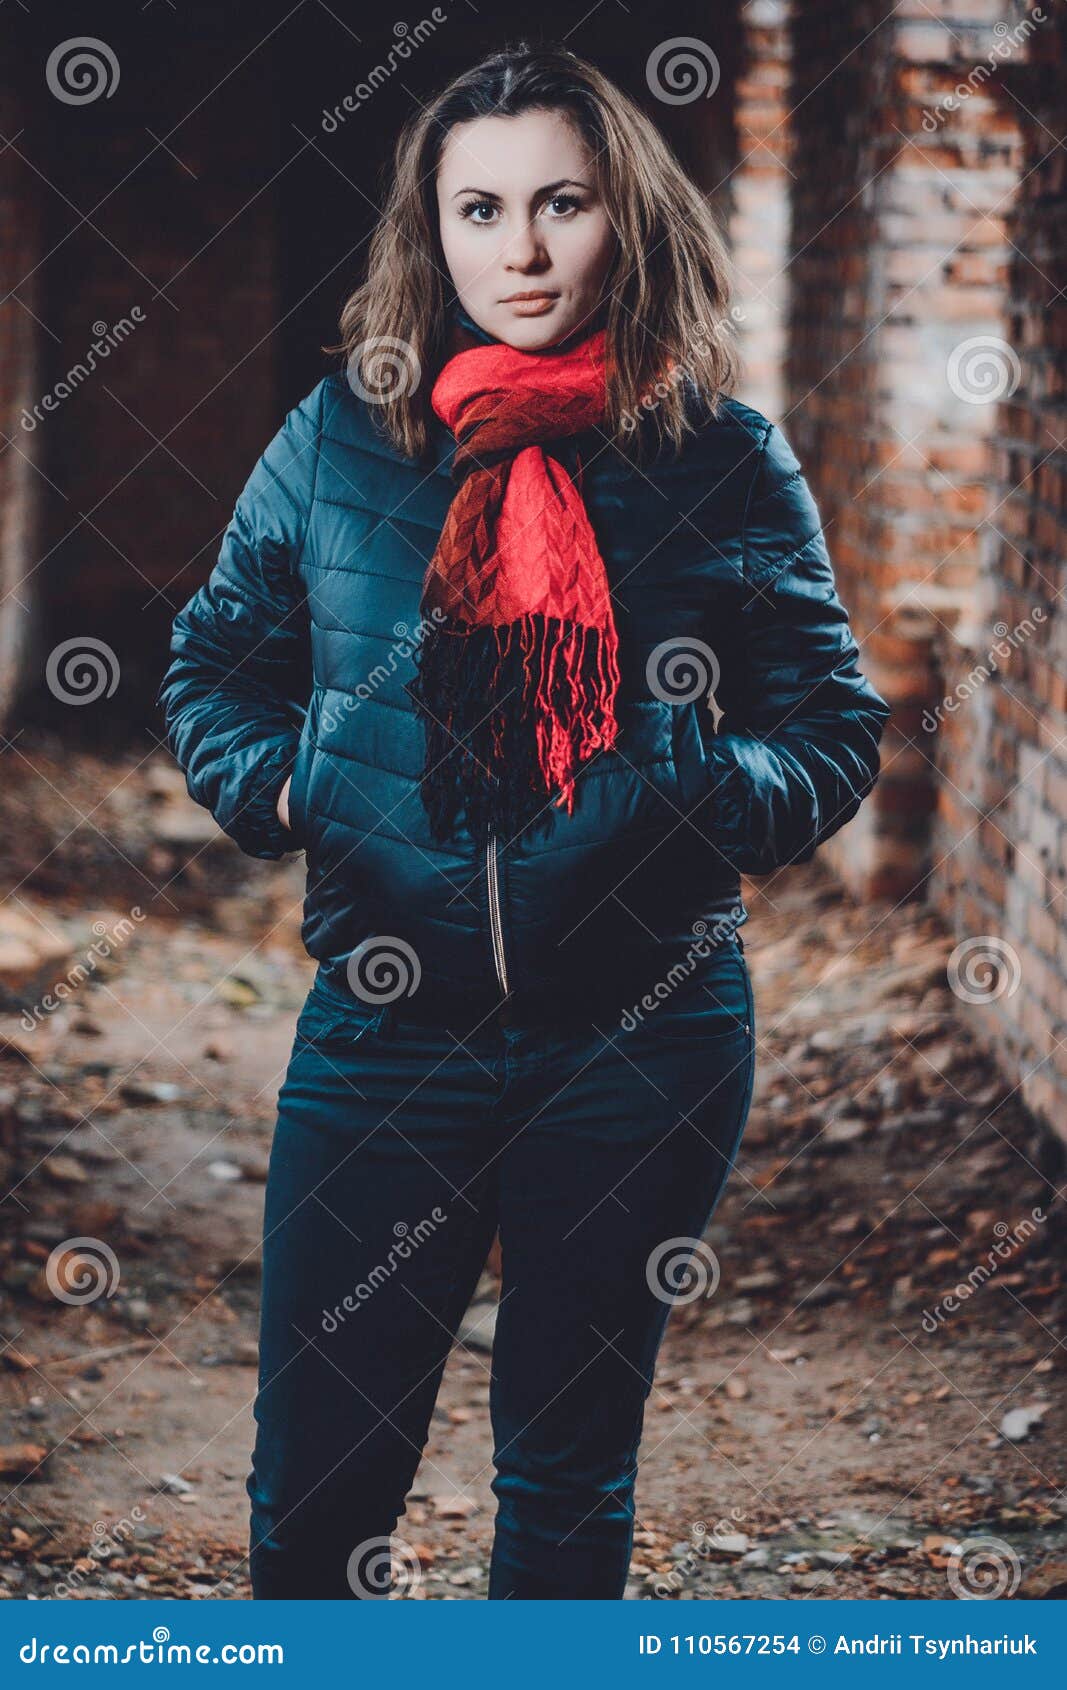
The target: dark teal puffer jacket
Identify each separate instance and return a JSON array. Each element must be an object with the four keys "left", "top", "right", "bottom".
[{"left": 157, "top": 306, "right": 891, "bottom": 1016}]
